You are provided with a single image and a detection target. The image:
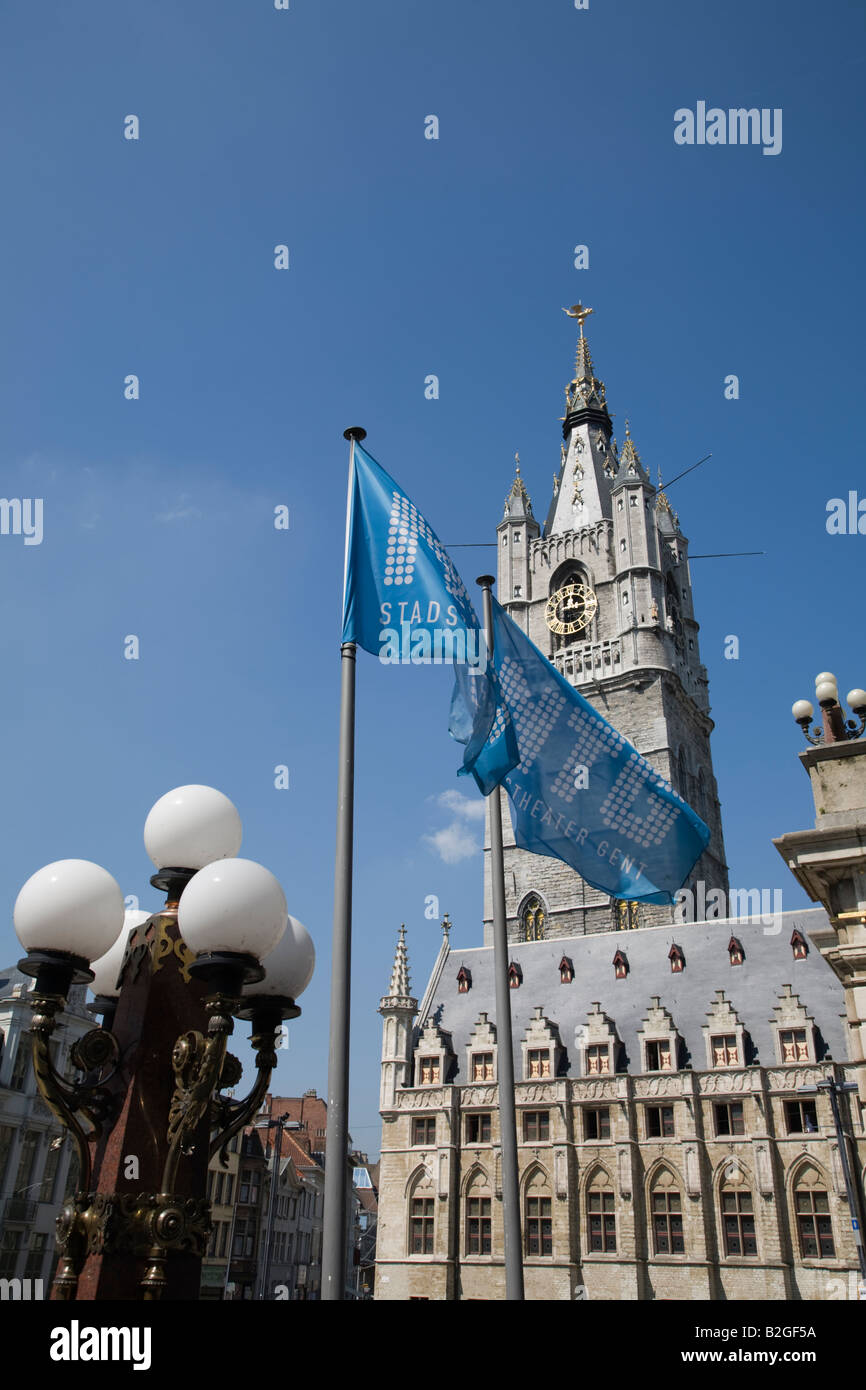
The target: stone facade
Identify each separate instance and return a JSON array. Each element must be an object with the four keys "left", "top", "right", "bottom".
[{"left": 376, "top": 913, "right": 866, "bottom": 1301}]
